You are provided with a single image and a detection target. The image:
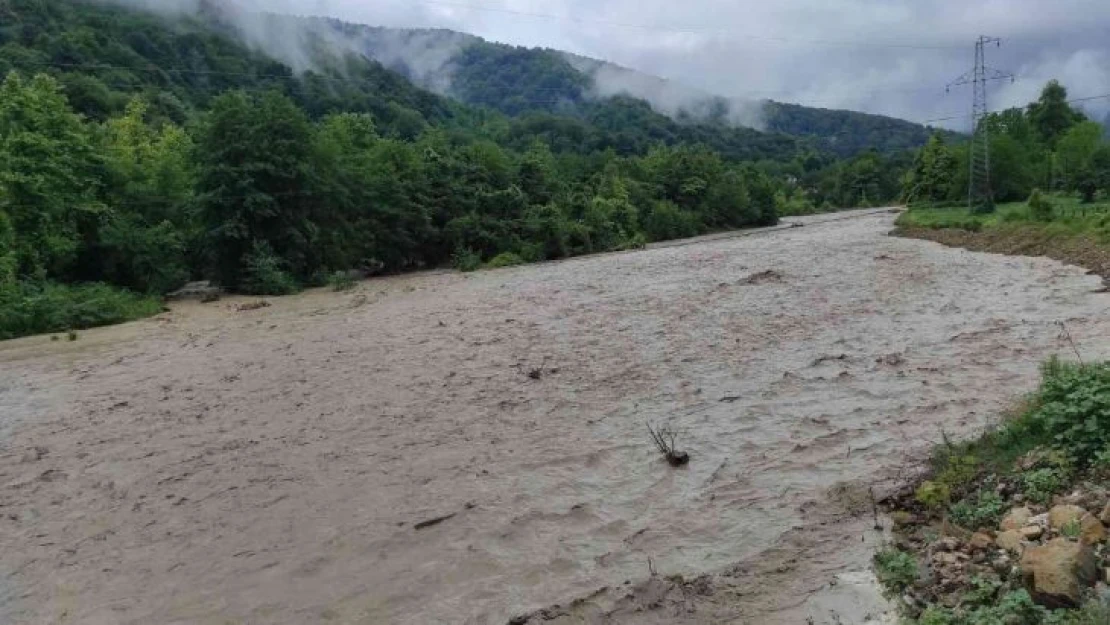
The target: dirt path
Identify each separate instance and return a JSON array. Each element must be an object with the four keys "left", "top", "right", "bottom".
[{"left": 1, "top": 210, "right": 1107, "bottom": 625}]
